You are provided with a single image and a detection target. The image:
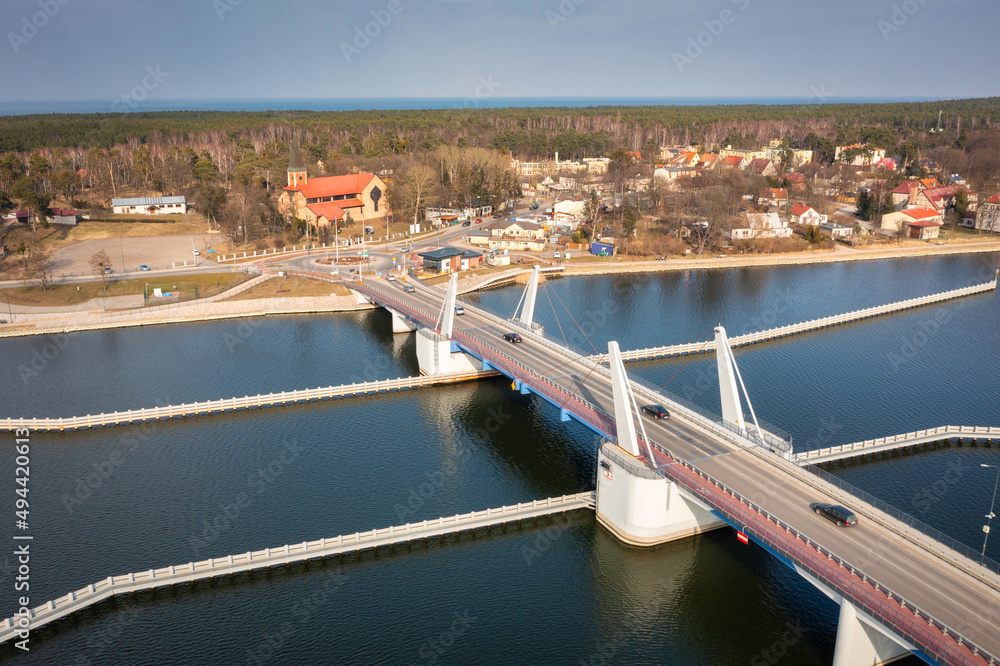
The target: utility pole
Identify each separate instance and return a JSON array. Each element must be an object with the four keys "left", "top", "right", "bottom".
[
  {"left": 5, "top": 293, "right": 12, "bottom": 323},
  {"left": 119, "top": 223, "right": 126, "bottom": 274}
]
